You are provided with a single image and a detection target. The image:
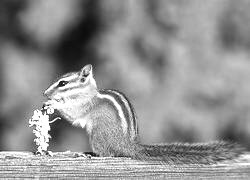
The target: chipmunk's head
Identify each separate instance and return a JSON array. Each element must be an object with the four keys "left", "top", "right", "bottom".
[{"left": 44, "top": 64, "right": 98, "bottom": 104}]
